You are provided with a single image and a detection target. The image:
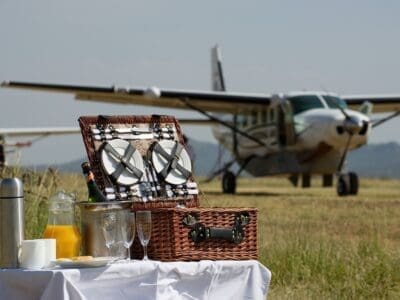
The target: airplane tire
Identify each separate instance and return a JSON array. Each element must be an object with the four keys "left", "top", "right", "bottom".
[
  {"left": 349, "top": 172, "right": 359, "bottom": 195},
  {"left": 222, "top": 171, "right": 236, "bottom": 194},
  {"left": 337, "top": 175, "right": 349, "bottom": 196}
]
